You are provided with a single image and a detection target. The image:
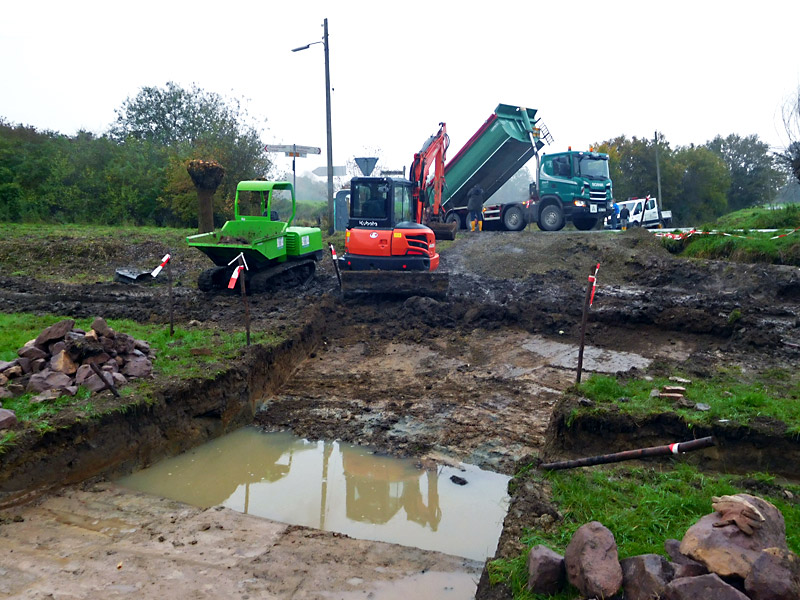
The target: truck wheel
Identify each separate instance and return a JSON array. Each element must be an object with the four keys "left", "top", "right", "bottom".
[
  {"left": 573, "top": 217, "right": 598, "bottom": 231},
  {"left": 538, "top": 204, "right": 565, "bottom": 231},
  {"left": 445, "top": 211, "right": 464, "bottom": 230},
  {"left": 502, "top": 206, "right": 525, "bottom": 231}
]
